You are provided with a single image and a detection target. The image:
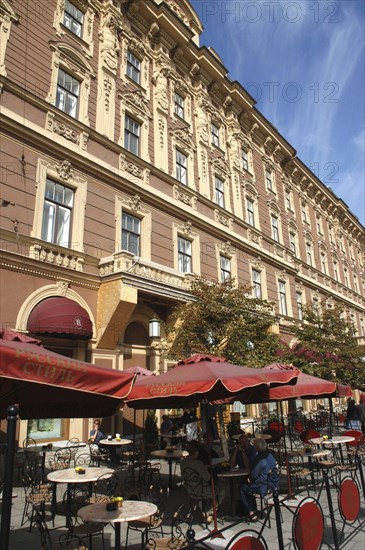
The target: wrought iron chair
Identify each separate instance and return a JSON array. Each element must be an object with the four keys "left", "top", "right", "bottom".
[
  {"left": 89, "top": 471, "right": 118, "bottom": 503},
  {"left": 49, "top": 448, "right": 72, "bottom": 471},
  {"left": 146, "top": 504, "right": 191, "bottom": 550},
  {"left": 180, "top": 466, "right": 212, "bottom": 527},
  {"left": 63, "top": 487, "right": 106, "bottom": 550},
  {"left": 34, "top": 508, "right": 88, "bottom": 550},
  {"left": 20, "top": 467, "right": 53, "bottom": 531}
]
